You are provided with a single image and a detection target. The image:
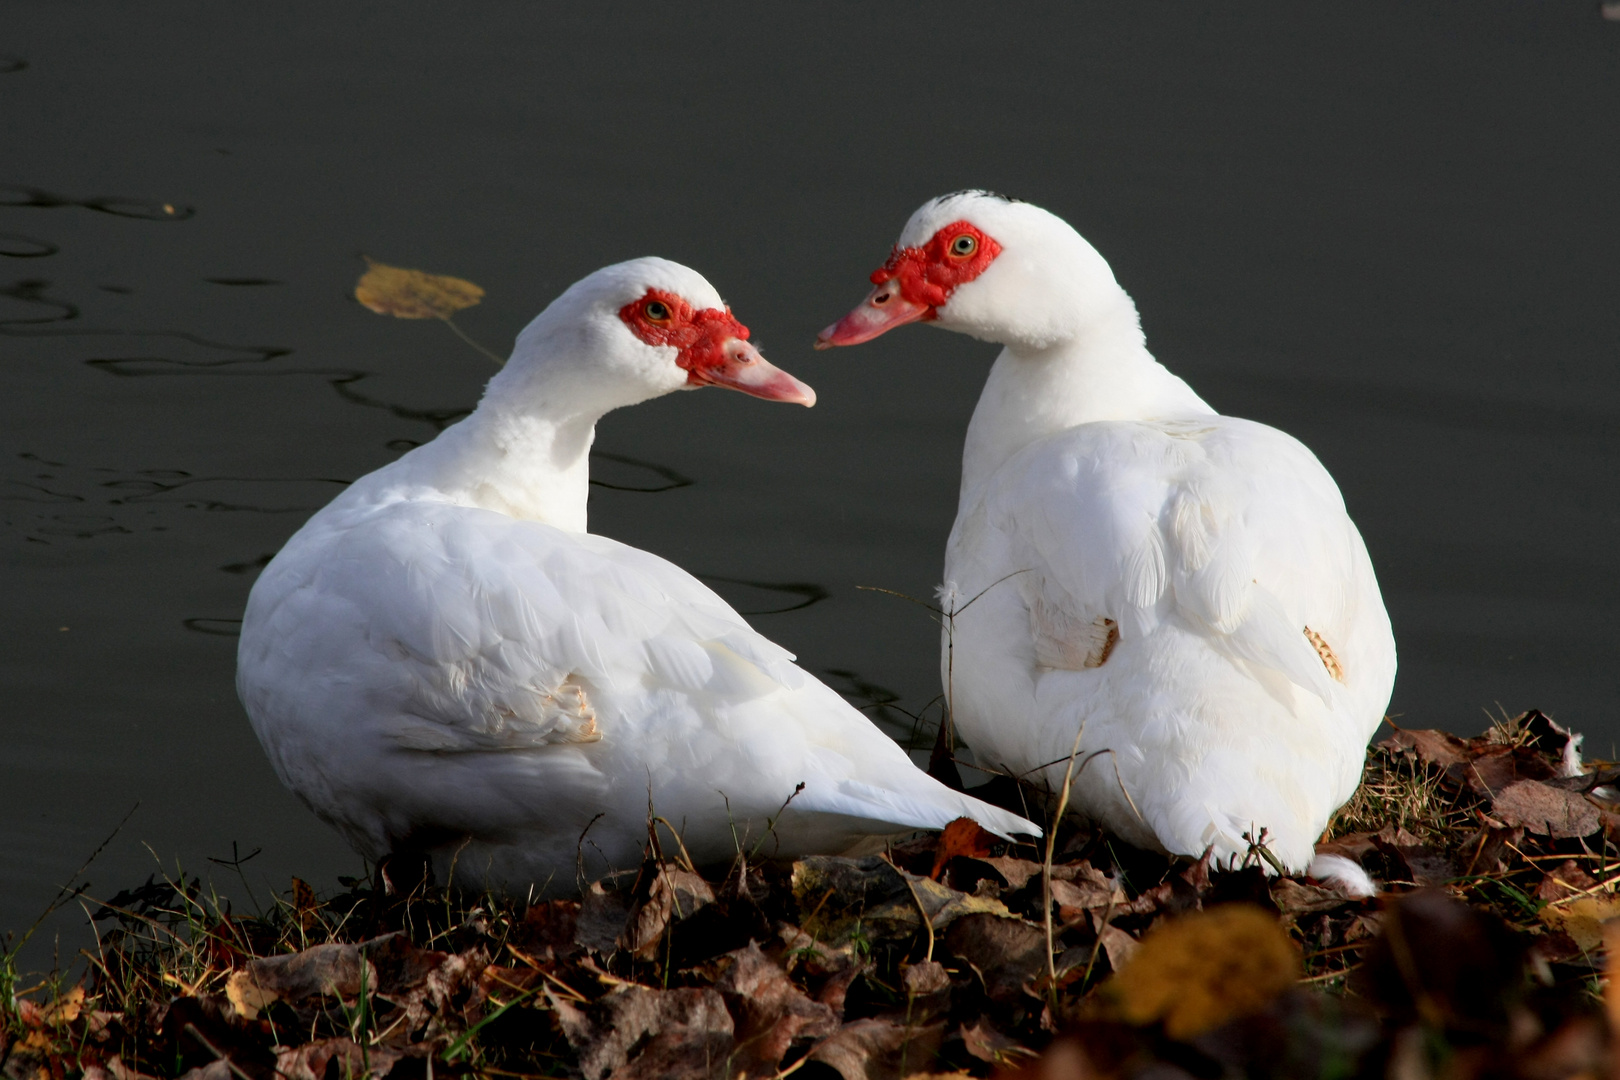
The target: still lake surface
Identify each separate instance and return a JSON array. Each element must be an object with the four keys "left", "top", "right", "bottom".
[{"left": 3, "top": 3, "right": 1617, "bottom": 951}]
